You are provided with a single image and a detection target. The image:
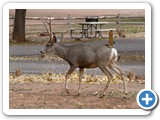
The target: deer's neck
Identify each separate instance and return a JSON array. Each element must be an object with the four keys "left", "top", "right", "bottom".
[{"left": 54, "top": 43, "right": 68, "bottom": 59}]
